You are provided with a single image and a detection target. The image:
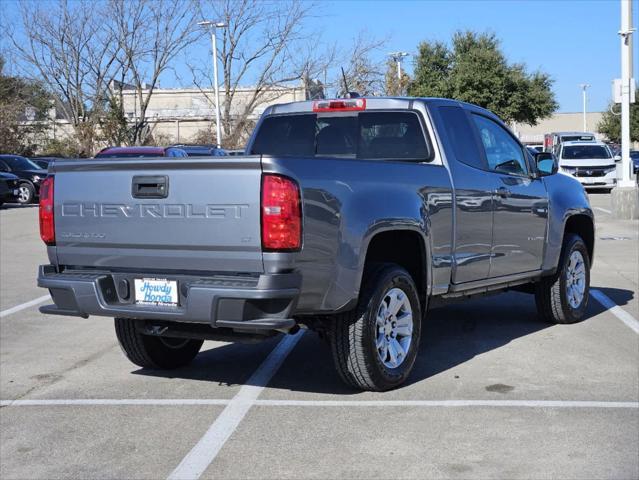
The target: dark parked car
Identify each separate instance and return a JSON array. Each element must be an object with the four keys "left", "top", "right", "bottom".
[
  {"left": 630, "top": 150, "right": 639, "bottom": 174},
  {"left": 30, "top": 157, "right": 66, "bottom": 170},
  {"left": 0, "top": 172, "right": 20, "bottom": 206},
  {"left": 170, "top": 144, "right": 227, "bottom": 157},
  {"left": 94, "top": 146, "right": 188, "bottom": 158},
  {"left": 0, "top": 155, "right": 48, "bottom": 204}
]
